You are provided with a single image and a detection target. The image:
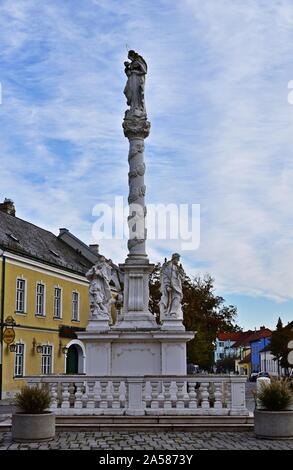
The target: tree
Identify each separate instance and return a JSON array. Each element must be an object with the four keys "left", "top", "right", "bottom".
[
  {"left": 216, "top": 356, "right": 238, "bottom": 373},
  {"left": 149, "top": 267, "right": 240, "bottom": 370},
  {"left": 270, "top": 318, "right": 293, "bottom": 374}
]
